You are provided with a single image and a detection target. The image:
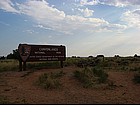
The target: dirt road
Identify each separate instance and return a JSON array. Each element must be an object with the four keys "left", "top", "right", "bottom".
[{"left": 0, "top": 66, "right": 140, "bottom": 104}]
